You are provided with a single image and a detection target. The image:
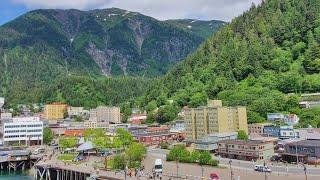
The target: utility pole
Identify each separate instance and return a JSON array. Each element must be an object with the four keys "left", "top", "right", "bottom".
[
  {"left": 264, "top": 161, "right": 267, "bottom": 180},
  {"left": 124, "top": 166, "right": 127, "bottom": 180},
  {"left": 295, "top": 141, "right": 299, "bottom": 165},
  {"left": 304, "top": 165, "right": 308, "bottom": 180},
  {"left": 201, "top": 165, "right": 204, "bottom": 179},
  {"left": 176, "top": 159, "right": 179, "bottom": 178},
  {"left": 229, "top": 159, "right": 233, "bottom": 180}
]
